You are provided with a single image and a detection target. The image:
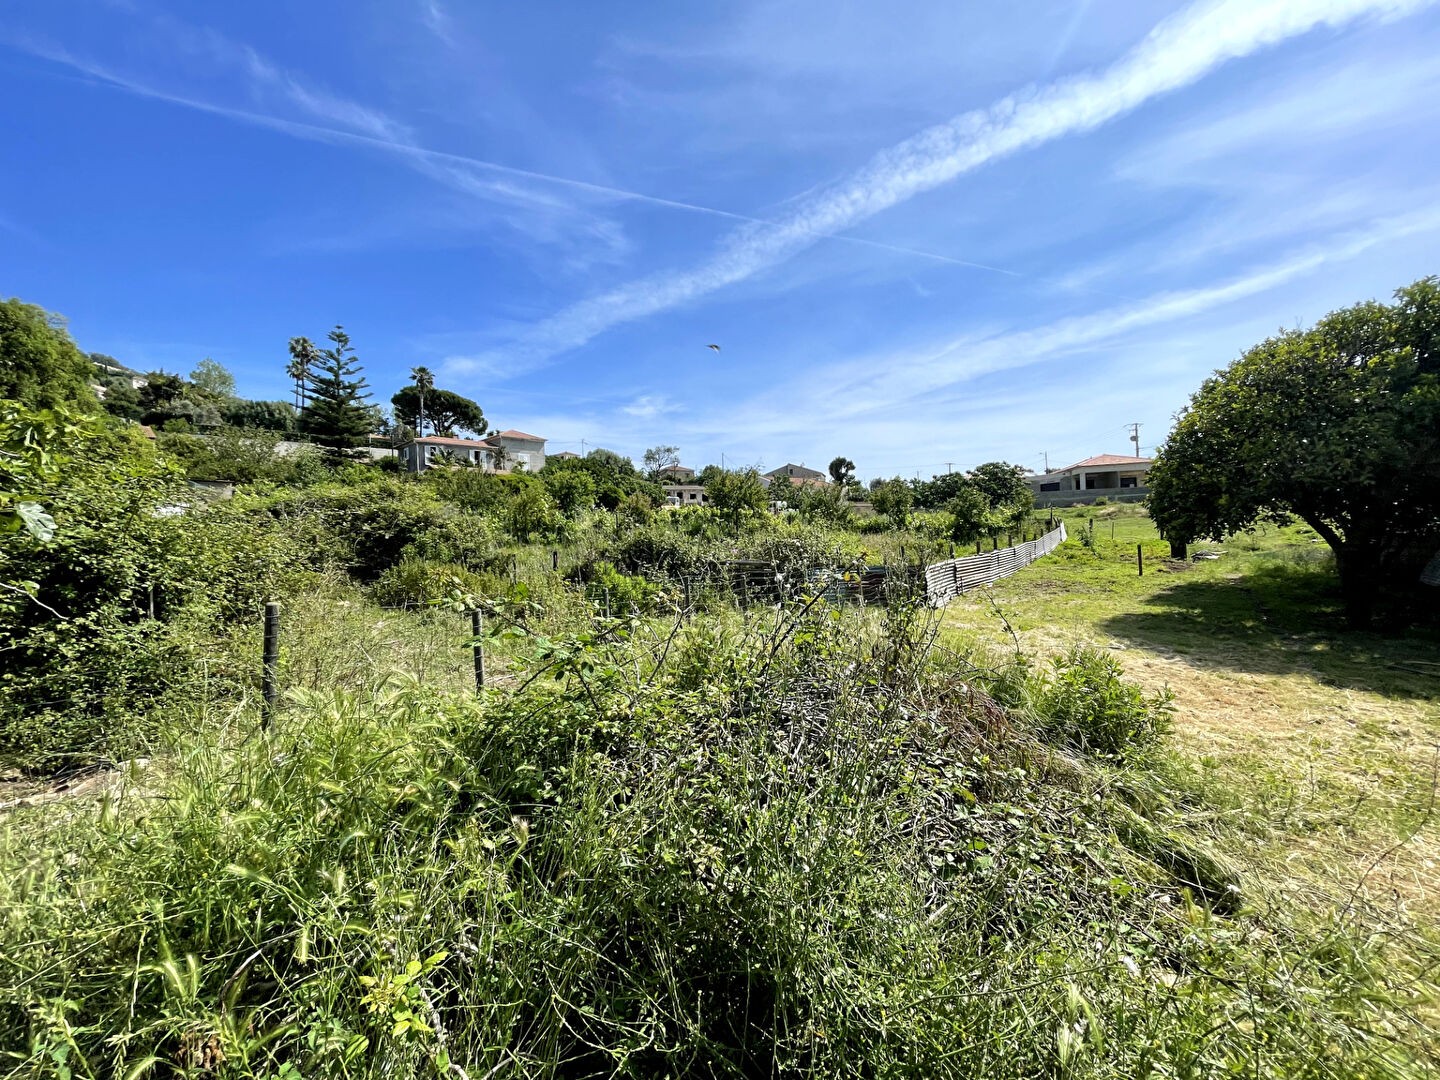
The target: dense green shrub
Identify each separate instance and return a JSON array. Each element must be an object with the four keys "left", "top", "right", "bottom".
[
  {"left": 612, "top": 523, "right": 711, "bottom": 581},
  {"left": 0, "top": 428, "right": 310, "bottom": 770},
  {"left": 370, "top": 555, "right": 487, "bottom": 608},
  {"left": 1, "top": 596, "right": 1427, "bottom": 1077},
  {"left": 583, "top": 560, "right": 663, "bottom": 614},
  {"left": 1033, "top": 644, "right": 1174, "bottom": 756},
  {"left": 244, "top": 481, "right": 501, "bottom": 579}
]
